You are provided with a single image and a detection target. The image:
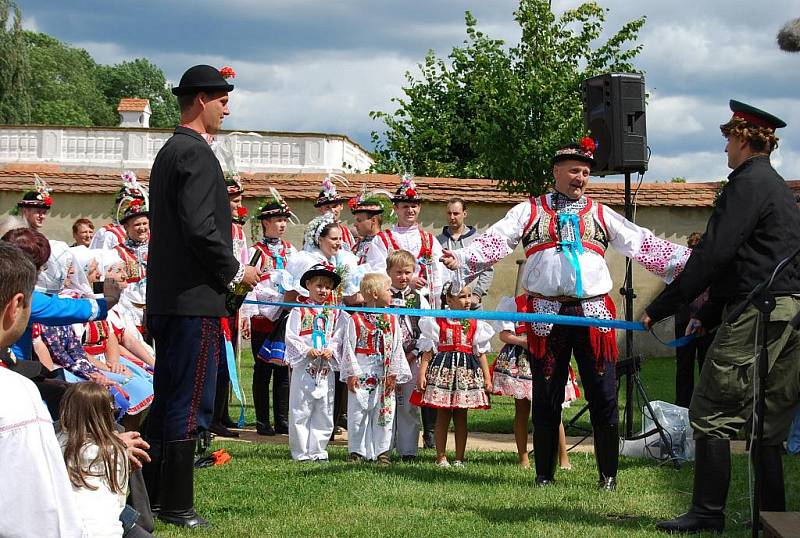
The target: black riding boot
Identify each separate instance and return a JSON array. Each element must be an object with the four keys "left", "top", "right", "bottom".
[
  {"left": 253, "top": 360, "right": 273, "bottom": 435},
  {"left": 758, "top": 445, "right": 785, "bottom": 512},
  {"left": 421, "top": 407, "right": 437, "bottom": 449},
  {"left": 593, "top": 424, "right": 619, "bottom": 491},
  {"left": 209, "top": 379, "right": 238, "bottom": 438},
  {"left": 656, "top": 437, "right": 729, "bottom": 534},
  {"left": 158, "top": 439, "right": 209, "bottom": 528},
  {"left": 273, "top": 365, "right": 290, "bottom": 434},
  {"left": 533, "top": 425, "right": 558, "bottom": 486},
  {"left": 141, "top": 439, "right": 163, "bottom": 514}
]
